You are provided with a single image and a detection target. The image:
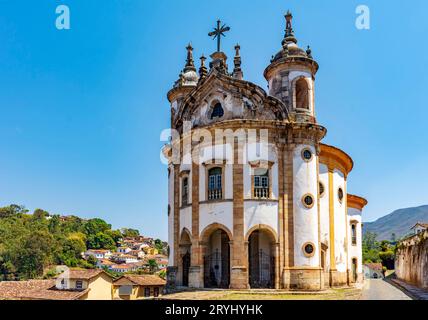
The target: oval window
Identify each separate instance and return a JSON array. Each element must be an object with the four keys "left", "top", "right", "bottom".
[
  {"left": 301, "top": 148, "right": 313, "bottom": 162},
  {"left": 302, "top": 194, "right": 314, "bottom": 209},
  {"left": 303, "top": 243, "right": 315, "bottom": 257}
]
